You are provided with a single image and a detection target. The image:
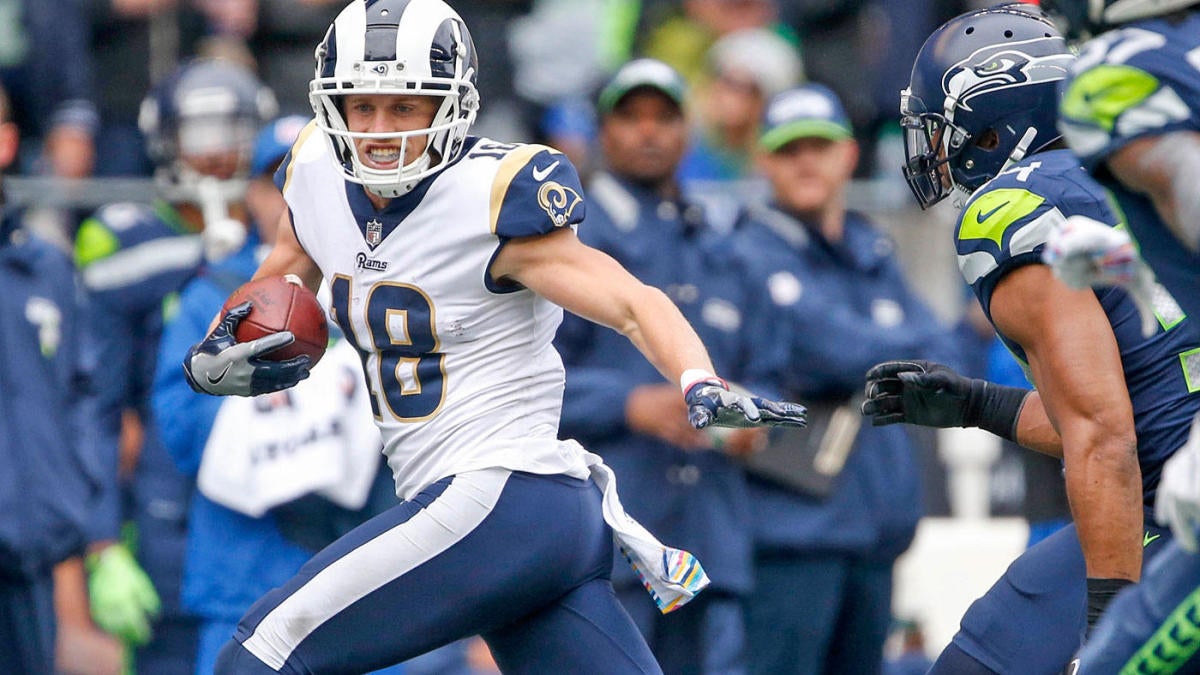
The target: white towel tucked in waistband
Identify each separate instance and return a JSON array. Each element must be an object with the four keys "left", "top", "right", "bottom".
[{"left": 583, "top": 452, "right": 711, "bottom": 614}]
